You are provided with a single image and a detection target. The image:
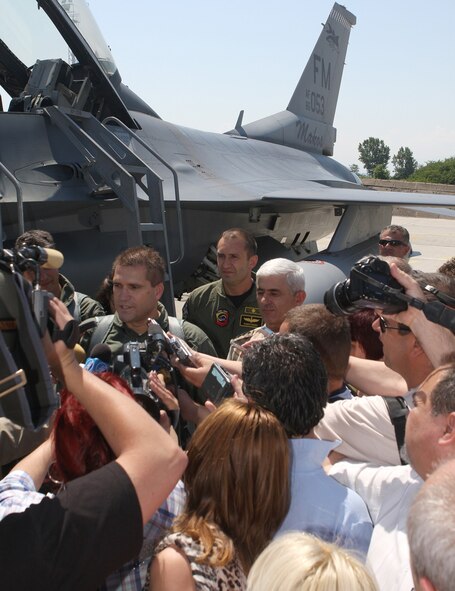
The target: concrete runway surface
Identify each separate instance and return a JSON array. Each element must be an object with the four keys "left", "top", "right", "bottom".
[
  {"left": 316, "top": 213, "right": 454, "bottom": 273},
  {"left": 391, "top": 214, "right": 454, "bottom": 272}
]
